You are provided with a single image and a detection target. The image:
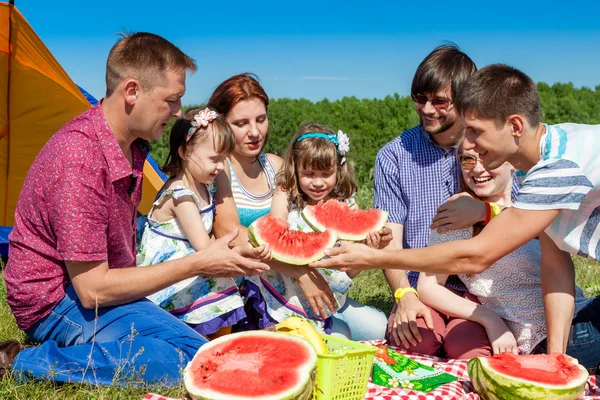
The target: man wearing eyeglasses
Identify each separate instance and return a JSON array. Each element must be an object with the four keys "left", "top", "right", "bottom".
[{"left": 374, "top": 45, "right": 494, "bottom": 354}]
